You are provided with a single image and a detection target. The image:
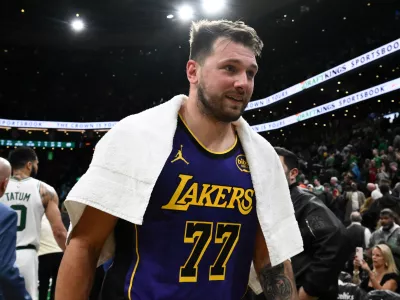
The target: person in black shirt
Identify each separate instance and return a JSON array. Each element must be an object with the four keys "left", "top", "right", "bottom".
[
  {"left": 353, "top": 244, "right": 400, "bottom": 293},
  {"left": 274, "top": 147, "right": 350, "bottom": 300}
]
